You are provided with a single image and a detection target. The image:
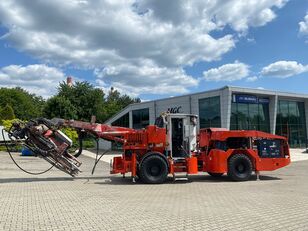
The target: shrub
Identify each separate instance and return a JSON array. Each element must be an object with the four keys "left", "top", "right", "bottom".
[
  {"left": 61, "top": 127, "right": 78, "bottom": 145},
  {"left": 61, "top": 128, "right": 95, "bottom": 149},
  {"left": 0, "top": 105, "right": 15, "bottom": 121},
  {"left": 1, "top": 119, "right": 23, "bottom": 131}
]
